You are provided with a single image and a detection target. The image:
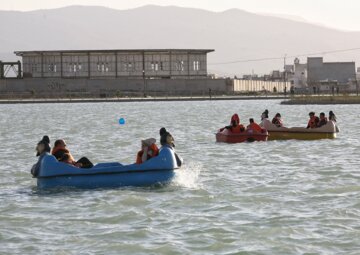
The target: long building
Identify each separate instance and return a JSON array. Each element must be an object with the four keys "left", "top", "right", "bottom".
[
  {"left": 15, "top": 49, "right": 212, "bottom": 79},
  {"left": 0, "top": 49, "right": 291, "bottom": 98}
]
